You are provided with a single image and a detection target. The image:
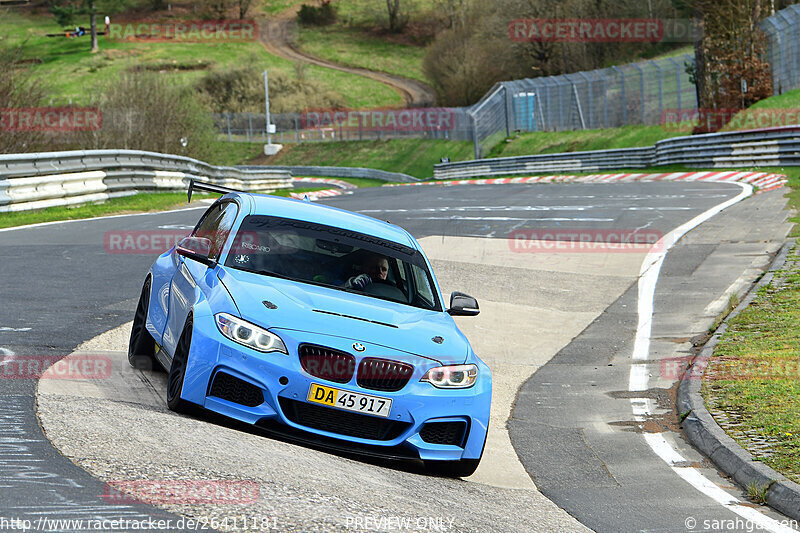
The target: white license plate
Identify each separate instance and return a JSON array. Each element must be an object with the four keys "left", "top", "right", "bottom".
[{"left": 307, "top": 383, "right": 392, "bottom": 418}]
